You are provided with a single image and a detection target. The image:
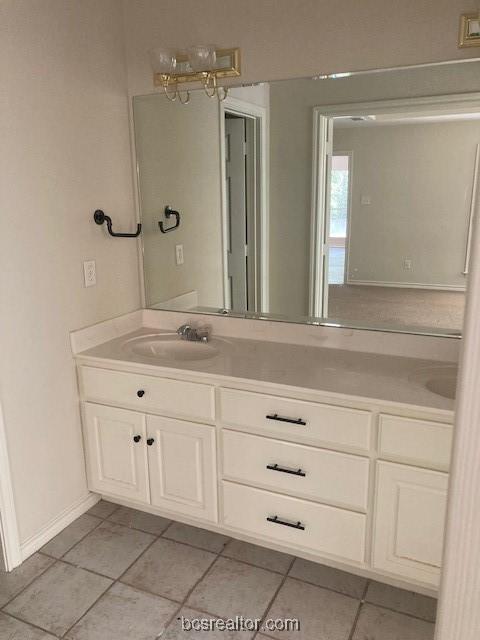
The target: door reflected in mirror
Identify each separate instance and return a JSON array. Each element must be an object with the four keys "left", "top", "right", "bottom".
[{"left": 133, "top": 61, "right": 480, "bottom": 336}]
